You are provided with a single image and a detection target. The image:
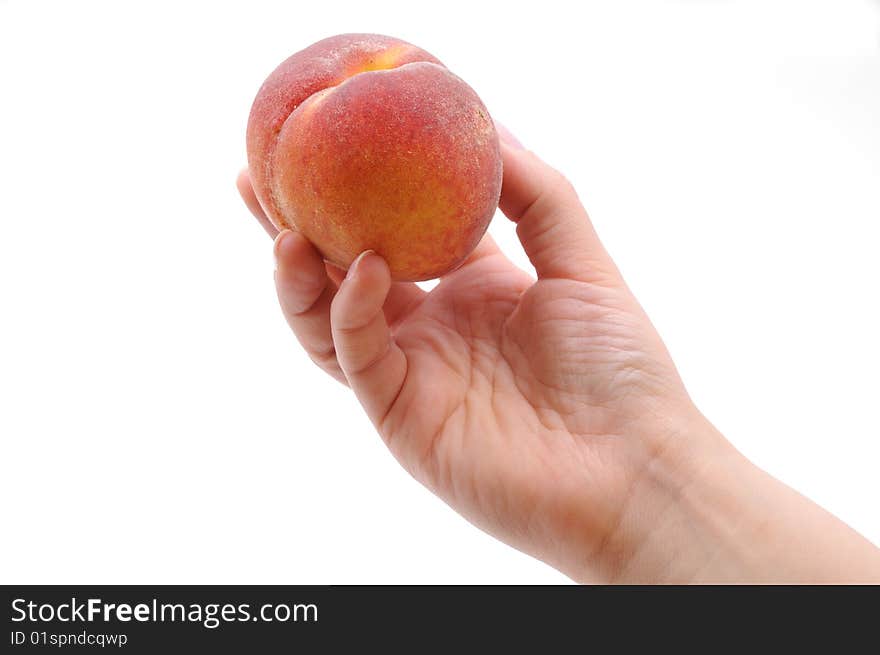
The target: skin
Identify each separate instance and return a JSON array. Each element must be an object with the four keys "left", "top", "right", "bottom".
[{"left": 236, "top": 132, "right": 880, "bottom": 583}]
